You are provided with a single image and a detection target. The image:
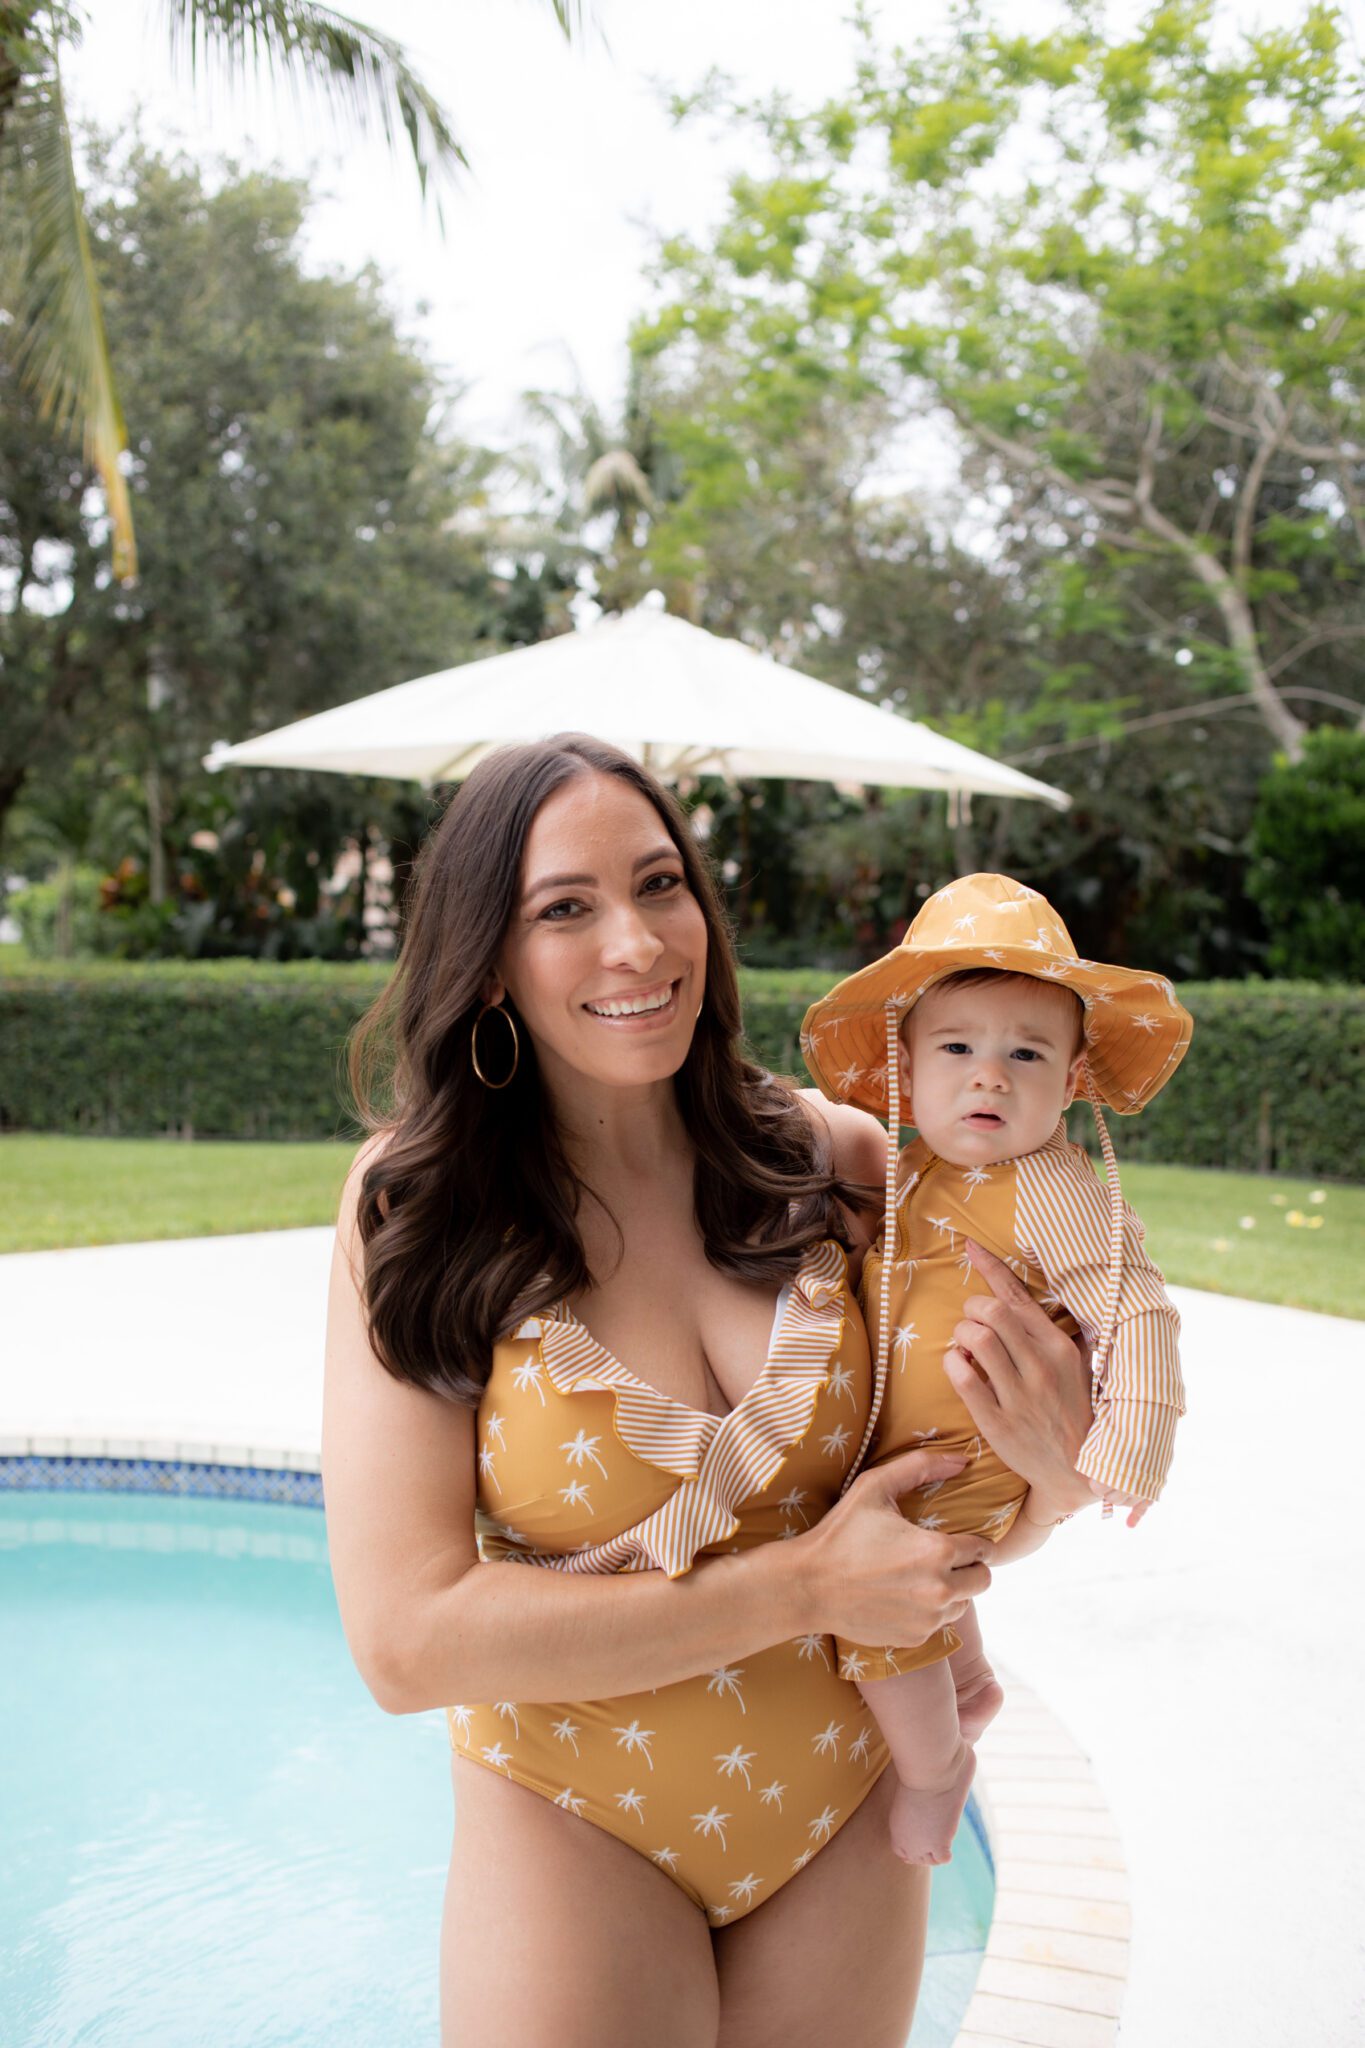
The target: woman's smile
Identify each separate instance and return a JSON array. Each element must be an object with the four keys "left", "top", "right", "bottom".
[{"left": 583, "top": 976, "right": 683, "bottom": 1024}]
